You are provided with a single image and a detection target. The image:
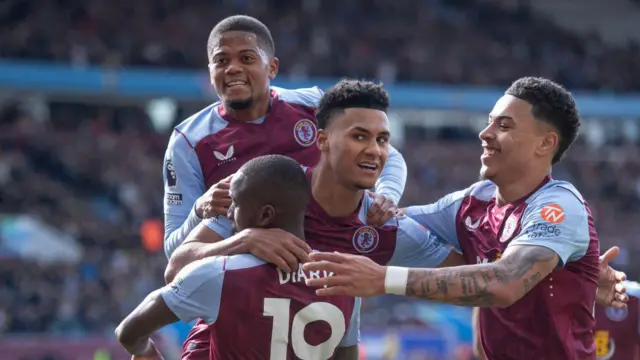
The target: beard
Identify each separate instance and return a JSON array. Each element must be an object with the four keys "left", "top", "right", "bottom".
[{"left": 225, "top": 97, "right": 254, "bottom": 110}]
